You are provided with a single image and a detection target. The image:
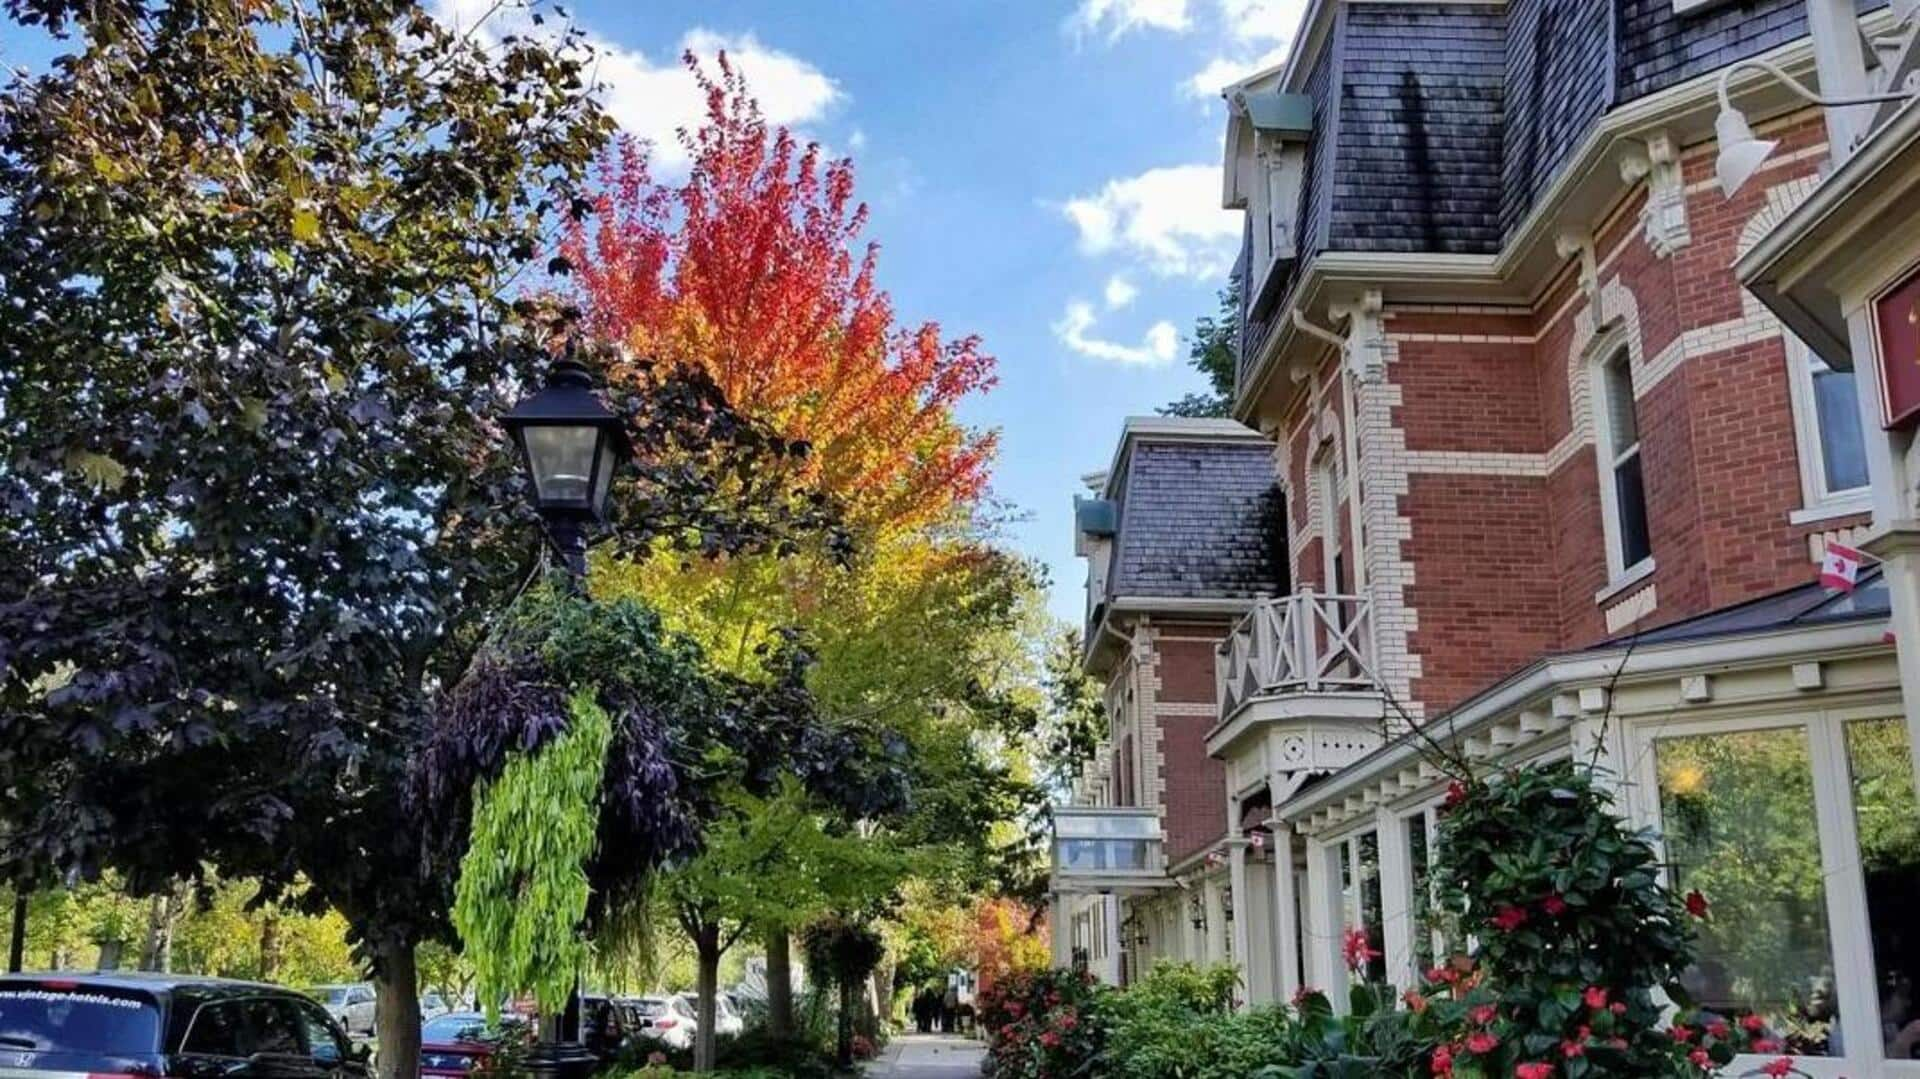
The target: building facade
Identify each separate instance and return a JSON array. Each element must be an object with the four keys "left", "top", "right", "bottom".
[{"left": 1049, "top": 2, "right": 1920, "bottom": 1076}]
